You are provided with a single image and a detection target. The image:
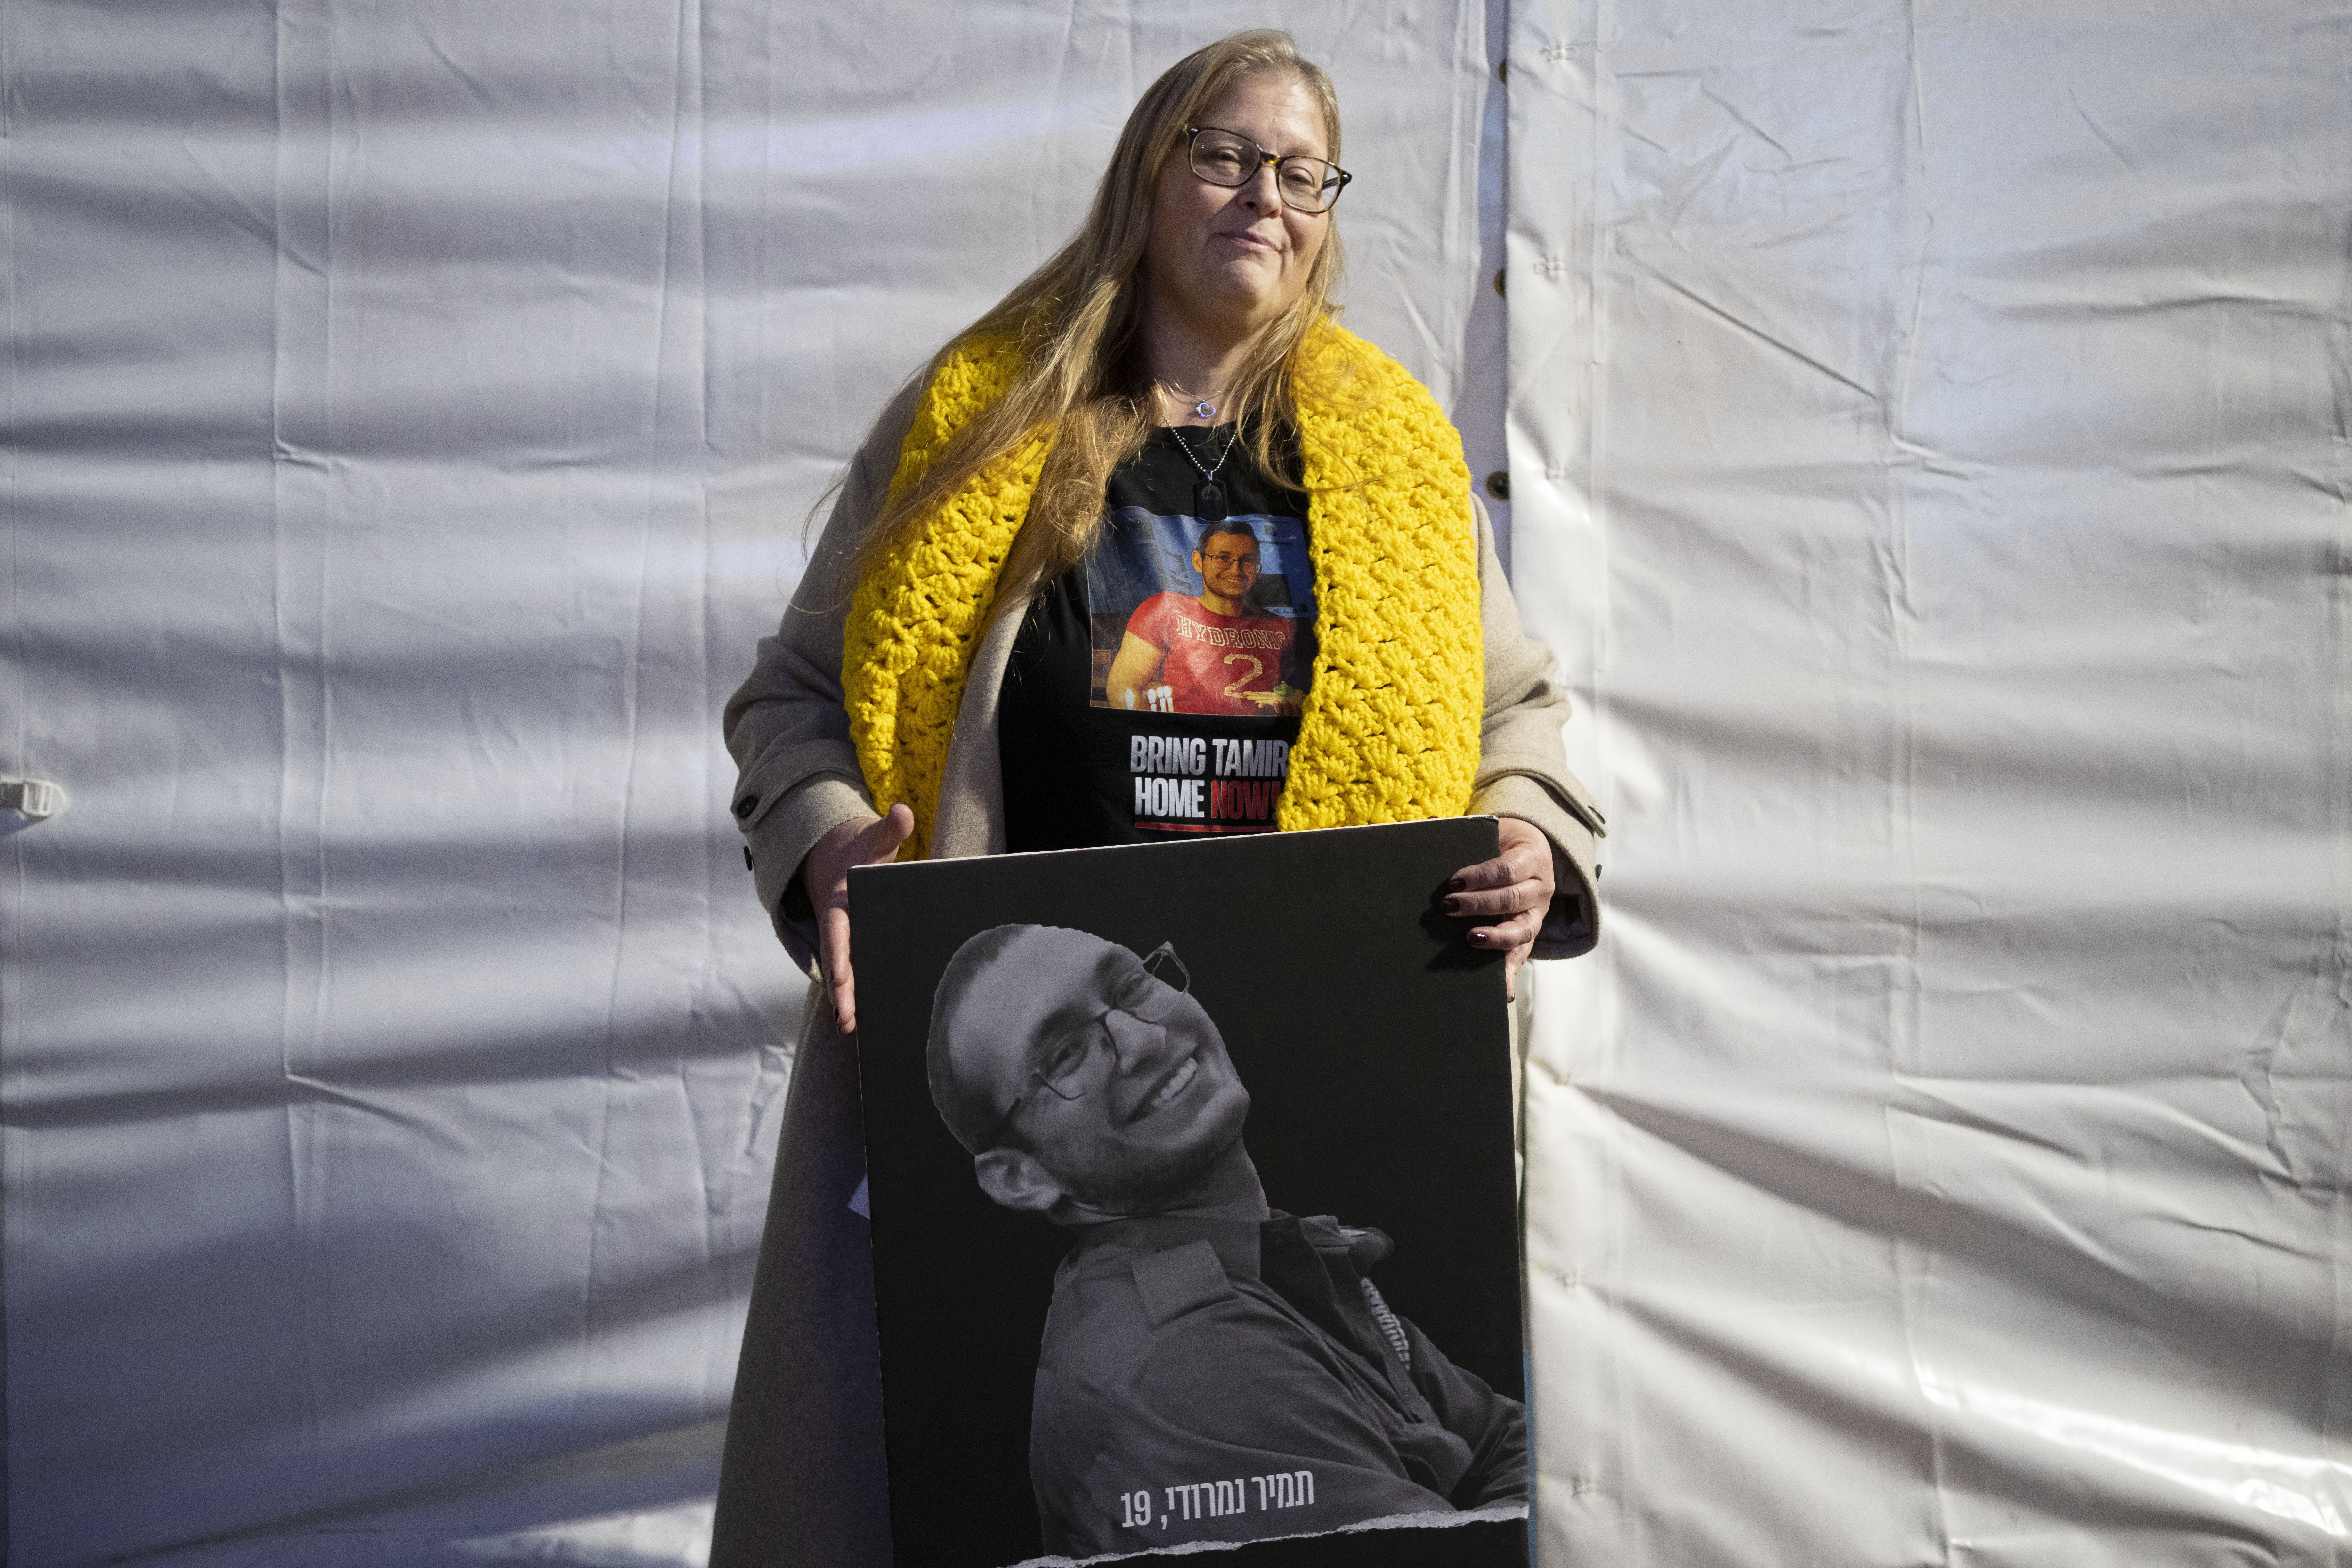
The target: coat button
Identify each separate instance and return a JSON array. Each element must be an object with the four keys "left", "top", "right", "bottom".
[
  {"left": 733, "top": 795, "right": 759, "bottom": 820},
  {"left": 1485, "top": 471, "right": 1511, "bottom": 501}
]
